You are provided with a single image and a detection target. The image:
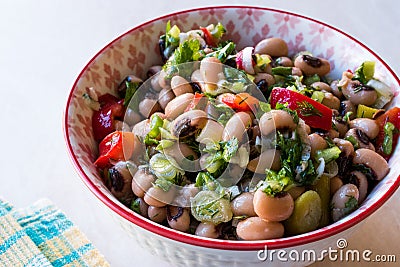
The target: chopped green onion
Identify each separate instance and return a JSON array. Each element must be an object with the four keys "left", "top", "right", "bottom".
[
  {"left": 345, "top": 135, "right": 359, "bottom": 149},
  {"left": 383, "top": 122, "right": 395, "bottom": 155},
  {"left": 314, "top": 146, "right": 342, "bottom": 164},
  {"left": 149, "top": 153, "right": 184, "bottom": 184},
  {"left": 255, "top": 54, "right": 271, "bottom": 71},
  {"left": 353, "top": 61, "right": 375, "bottom": 84},
  {"left": 304, "top": 74, "right": 320, "bottom": 86},
  {"left": 272, "top": 66, "right": 292, "bottom": 76},
  {"left": 191, "top": 190, "right": 233, "bottom": 224},
  {"left": 311, "top": 91, "right": 325, "bottom": 103},
  {"left": 367, "top": 79, "right": 394, "bottom": 109}
]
